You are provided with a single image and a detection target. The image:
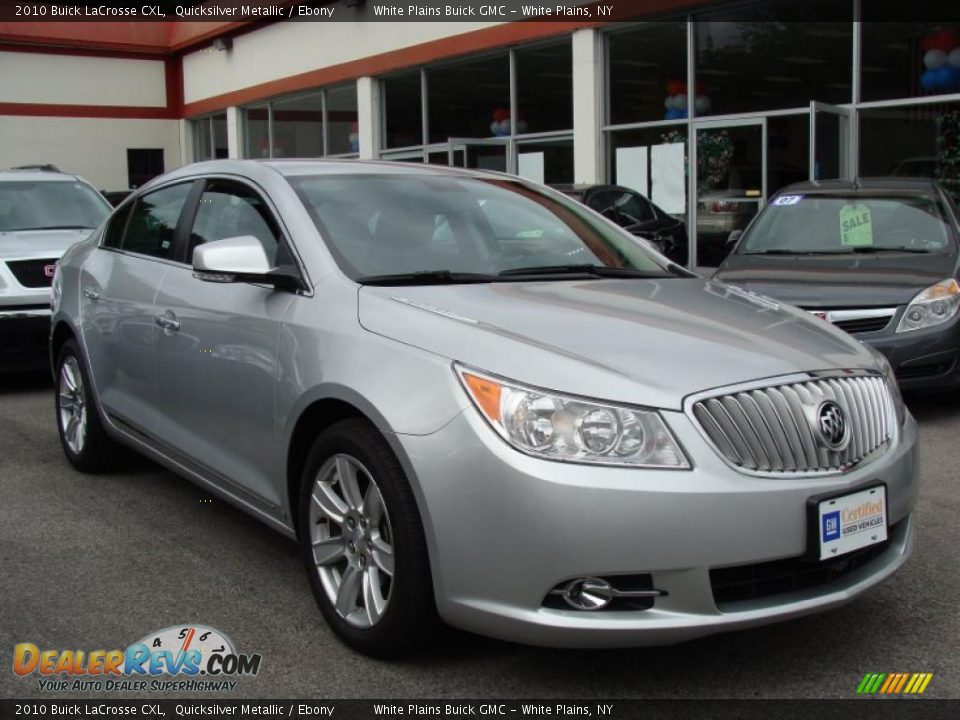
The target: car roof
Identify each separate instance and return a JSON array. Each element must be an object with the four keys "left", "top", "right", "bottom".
[
  {"left": 775, "top": 177, "right": 942, "bottom": 195},
  {"left": 0, "top": 169, "right": 84, "bottom": 183},
  {"left": 152, "top": 158, "right": 525, "bottom": 187}
]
